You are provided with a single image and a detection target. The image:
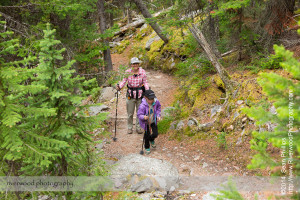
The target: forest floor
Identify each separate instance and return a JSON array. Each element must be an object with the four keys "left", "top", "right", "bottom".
[{"left": 101, "top": 44, "right": 280, "bottom": 200}]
